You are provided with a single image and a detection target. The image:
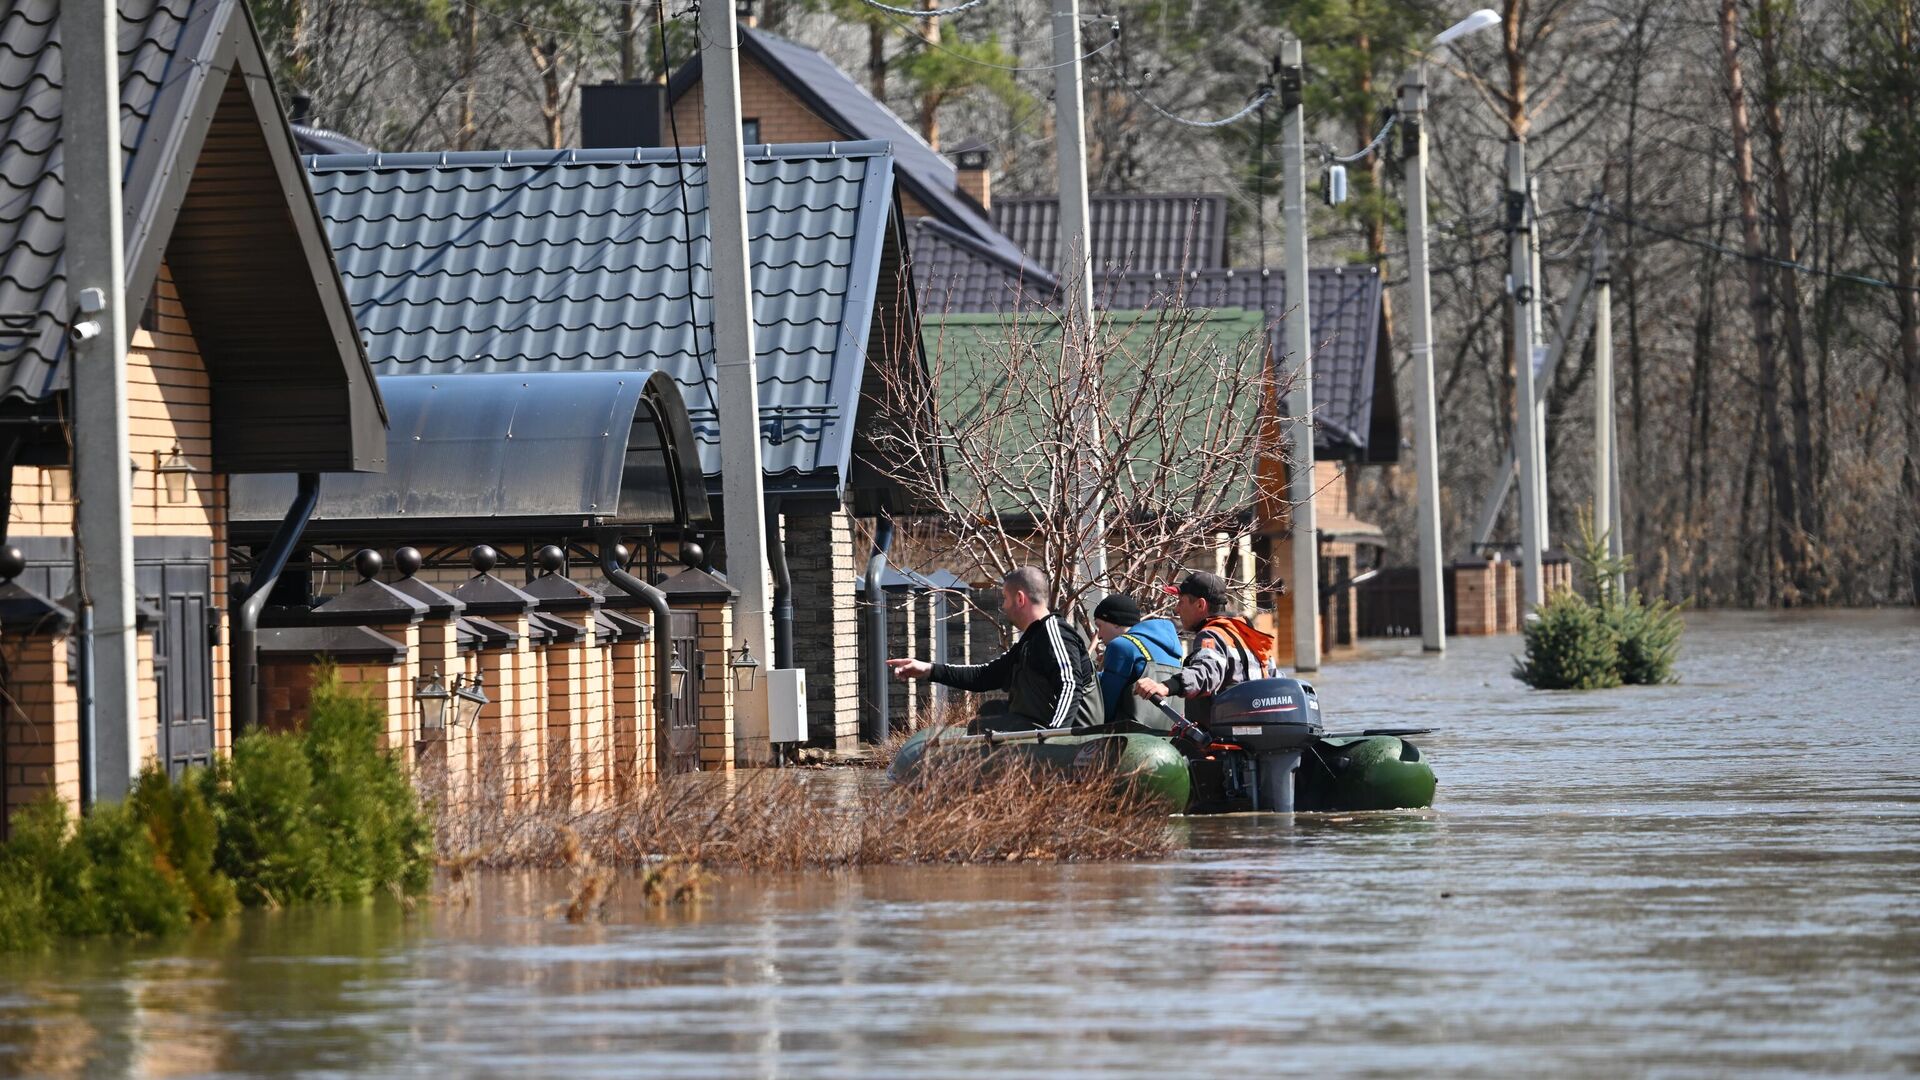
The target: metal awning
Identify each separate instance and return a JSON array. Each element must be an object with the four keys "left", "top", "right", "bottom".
[{"left": 230, "top": 370, "right": 710, "bottom": 542}]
